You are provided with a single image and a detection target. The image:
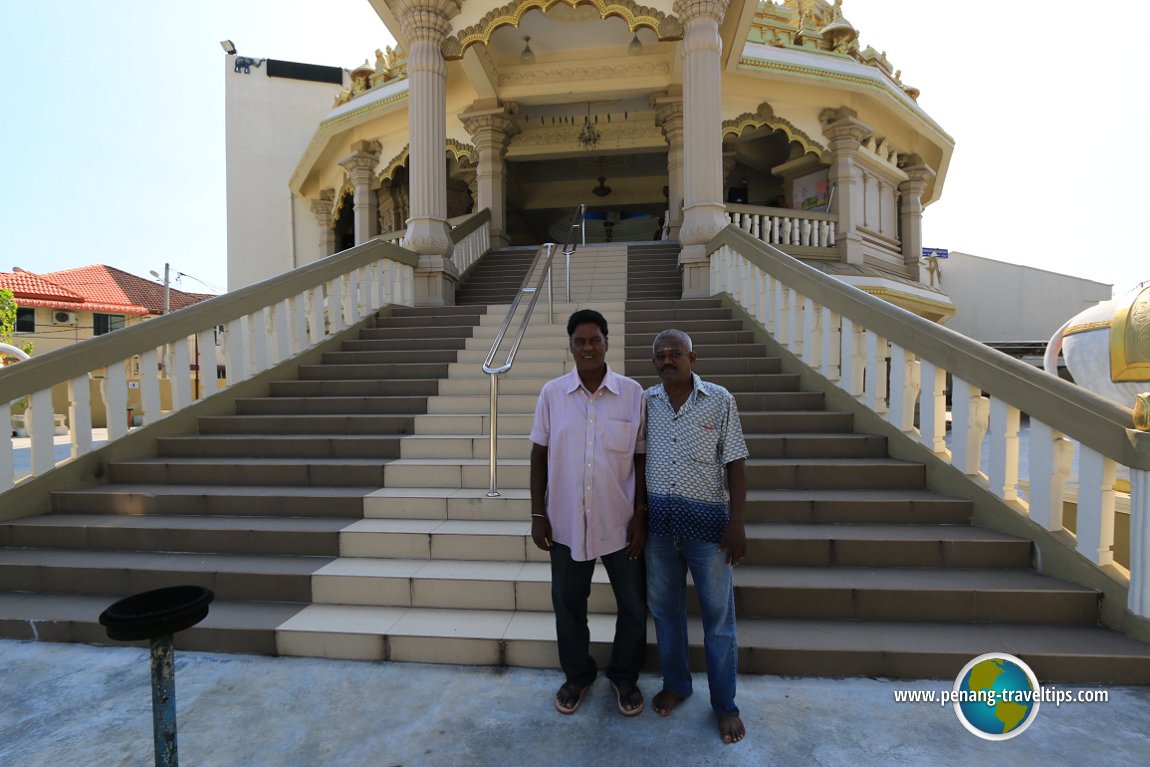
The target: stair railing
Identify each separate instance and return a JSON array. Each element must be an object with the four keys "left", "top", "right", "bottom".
[
  {"left": 481, "top": 203, "right": 588, "bottom": 496},
  {"left": 707, "top": 224, "right": 1150, "bottom": 624},
  {"left": 1, "top": 239, "right": 418, "bottom": 497}
]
